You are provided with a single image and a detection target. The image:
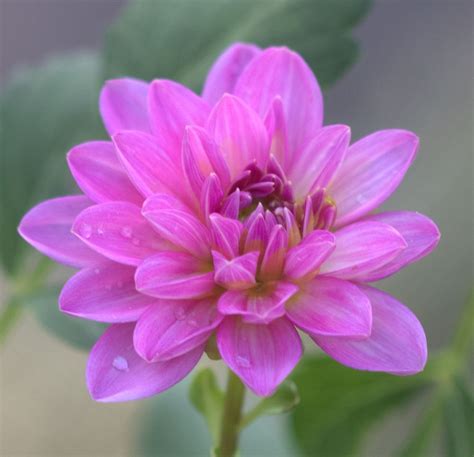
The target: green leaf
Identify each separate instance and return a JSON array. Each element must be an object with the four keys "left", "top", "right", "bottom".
[
  {"left": 241, "top": 380, "right": 300, "bottom": 429},
  {"left": 104, "top": 0, "right": 372, "bottom": 90},
  {"left": 189, "top": 367, "right": 225, "bottom": 441},
  {"left": 0, "top": 52, "right": 106, "bottom": 275},
  {"left": 26, "top": 287, "right": 106, "bottom": 350},
  {"left": 290, "top": 356, "right": 432, "bottom": 457},
  {"left": 256, "top": 380, "right": 300, "bottom": 416},
  {"left": 397, "top": 400, "right": 443, "bottom": 457},
  {"left": 443, "top": 378, "right": 474, "bottom": 457}
]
